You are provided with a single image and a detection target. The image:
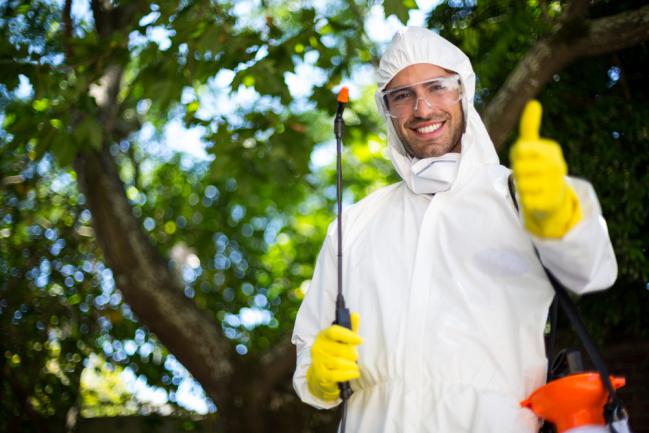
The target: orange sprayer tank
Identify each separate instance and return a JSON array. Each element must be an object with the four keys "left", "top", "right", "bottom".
[{"left": 521, "top": 372, "right": 625, "bottom": 433}]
